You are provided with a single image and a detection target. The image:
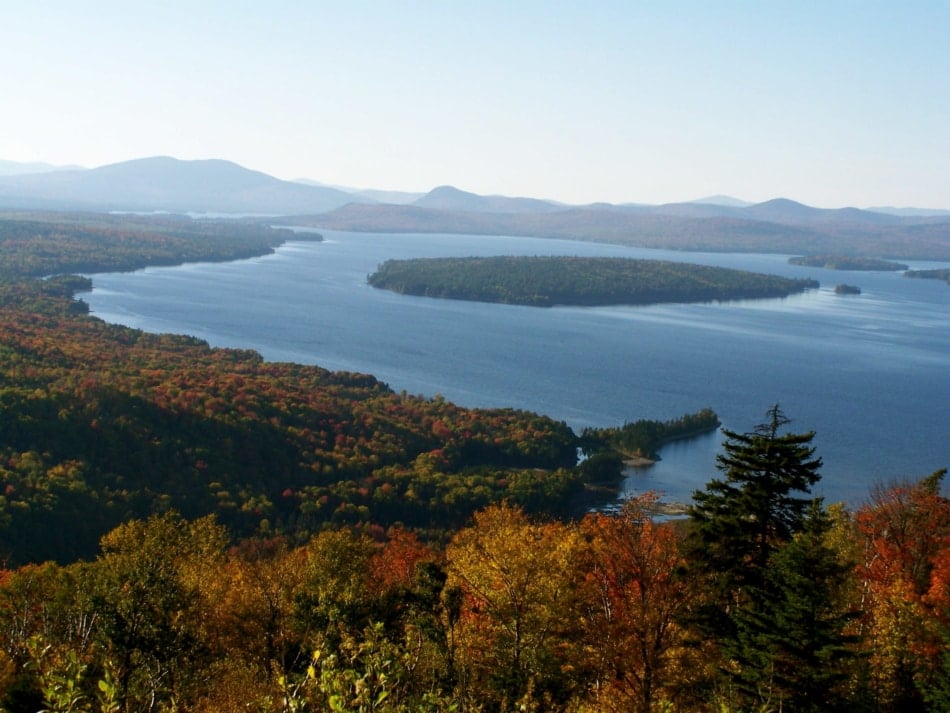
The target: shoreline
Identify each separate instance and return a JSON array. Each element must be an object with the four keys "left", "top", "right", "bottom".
[{"left": 623, "top": 455, "right": 656, "bottom": 468}]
